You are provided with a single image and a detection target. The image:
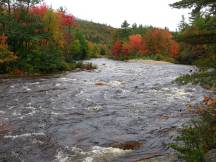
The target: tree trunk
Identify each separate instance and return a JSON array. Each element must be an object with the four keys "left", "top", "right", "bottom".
[{"left": 7, "top": 0, "right": 11, "bottom": 16}]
